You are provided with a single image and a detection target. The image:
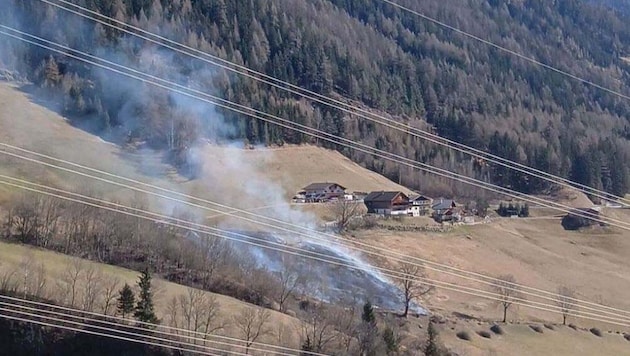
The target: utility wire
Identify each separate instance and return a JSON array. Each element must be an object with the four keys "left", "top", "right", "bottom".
[
  {"left": 0, "top": 294, "right": 324, "bottom": 356},
  {"left": 0, "top": 312, "right": 225, "bottom": 356},
  {"left": 379, "top": 0, "right": 630, "bottom": 101},
  {"left": 2, "top": 143, "right": 626, "bottom": 319},
  {"left": 1, "top": 26, "right": 629, "bottom": 321},
  {"left": 1, "top": 157, "right": 629, "bottom": 321},
  {"left": 38, "top": 0, "right": 630, "bottom": 206},
  {"left": 0, "top": 300, "right": 290, "bottom": 356},
  {"left": 0, "top": 25, "right": 624, "bottom": 232},
  {"left": 1, "top": 176, "right": 630, "bottom": 327}
]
